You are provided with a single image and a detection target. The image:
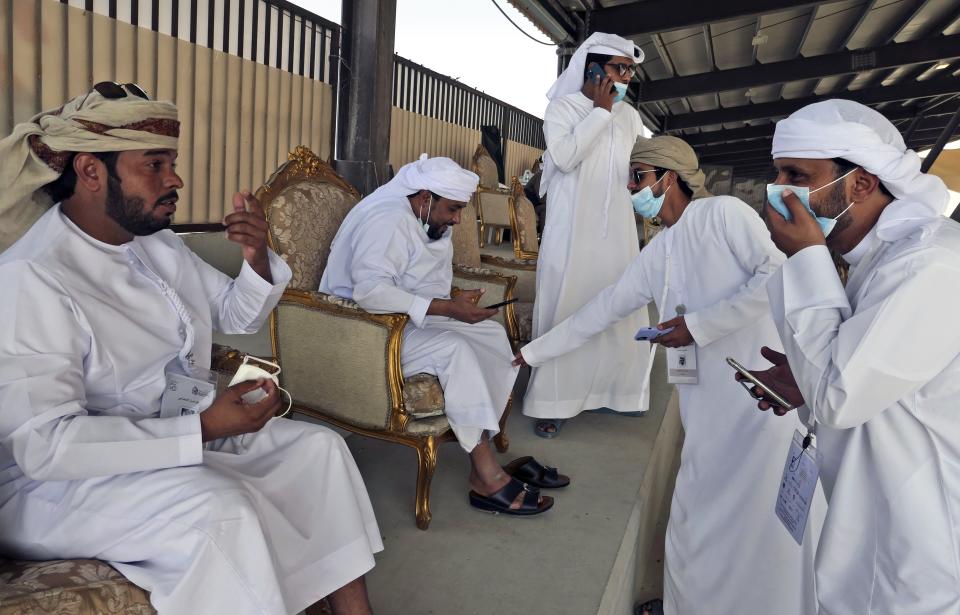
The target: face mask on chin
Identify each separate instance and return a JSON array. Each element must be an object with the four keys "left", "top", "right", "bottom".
[{"left": 766, "top": 167, "right": 858, "bottom": 238}]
